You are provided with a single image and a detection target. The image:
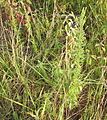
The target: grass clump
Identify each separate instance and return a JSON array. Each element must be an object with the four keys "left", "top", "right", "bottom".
[{"left": 0, "top": 0, "right": 107, "bottom": 120}]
